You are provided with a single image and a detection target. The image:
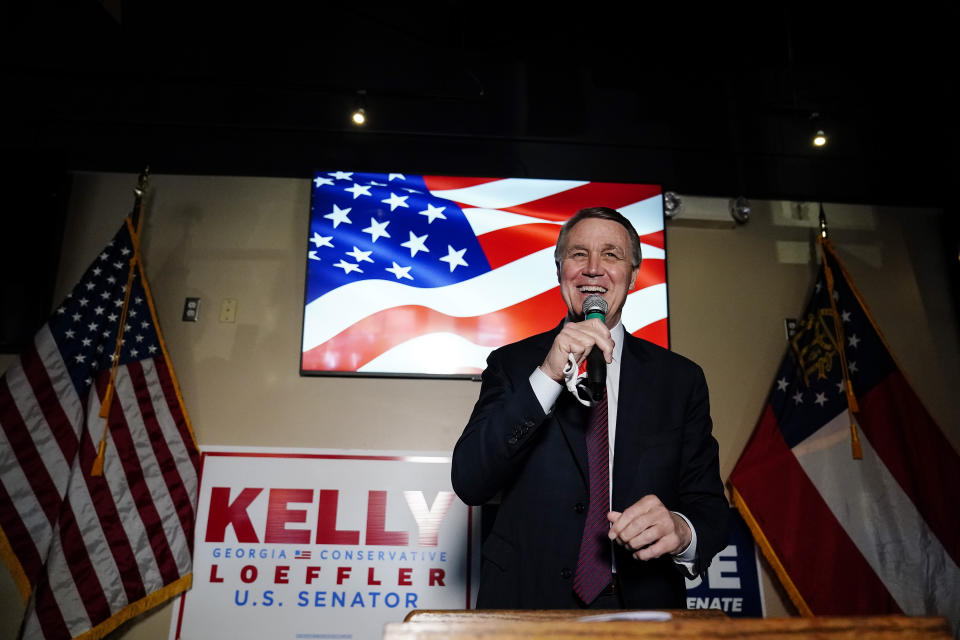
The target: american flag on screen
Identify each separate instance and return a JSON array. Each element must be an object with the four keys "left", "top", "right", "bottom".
[
  {"left": 301, "top": 172, "right": 667, "bottom": 375},
  {"left": 0, "top": 218, "right": 200, "bottom": 639}
]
